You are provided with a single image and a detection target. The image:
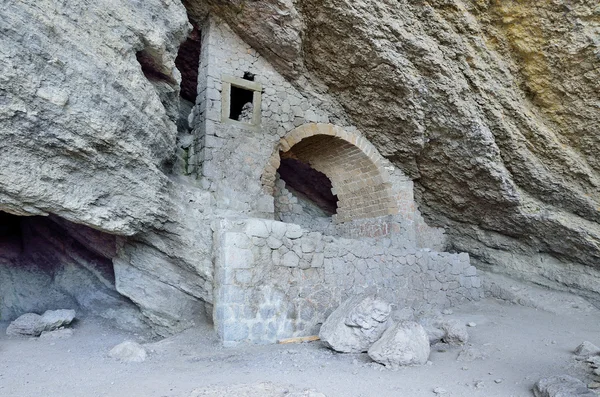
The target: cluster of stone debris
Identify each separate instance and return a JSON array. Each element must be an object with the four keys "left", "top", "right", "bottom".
[
  {"left": 6, "top": 309, "right": 76, "bottom": 340},
  {"left": 318, "top": 295, "right": 470, "bottom": 369}
]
